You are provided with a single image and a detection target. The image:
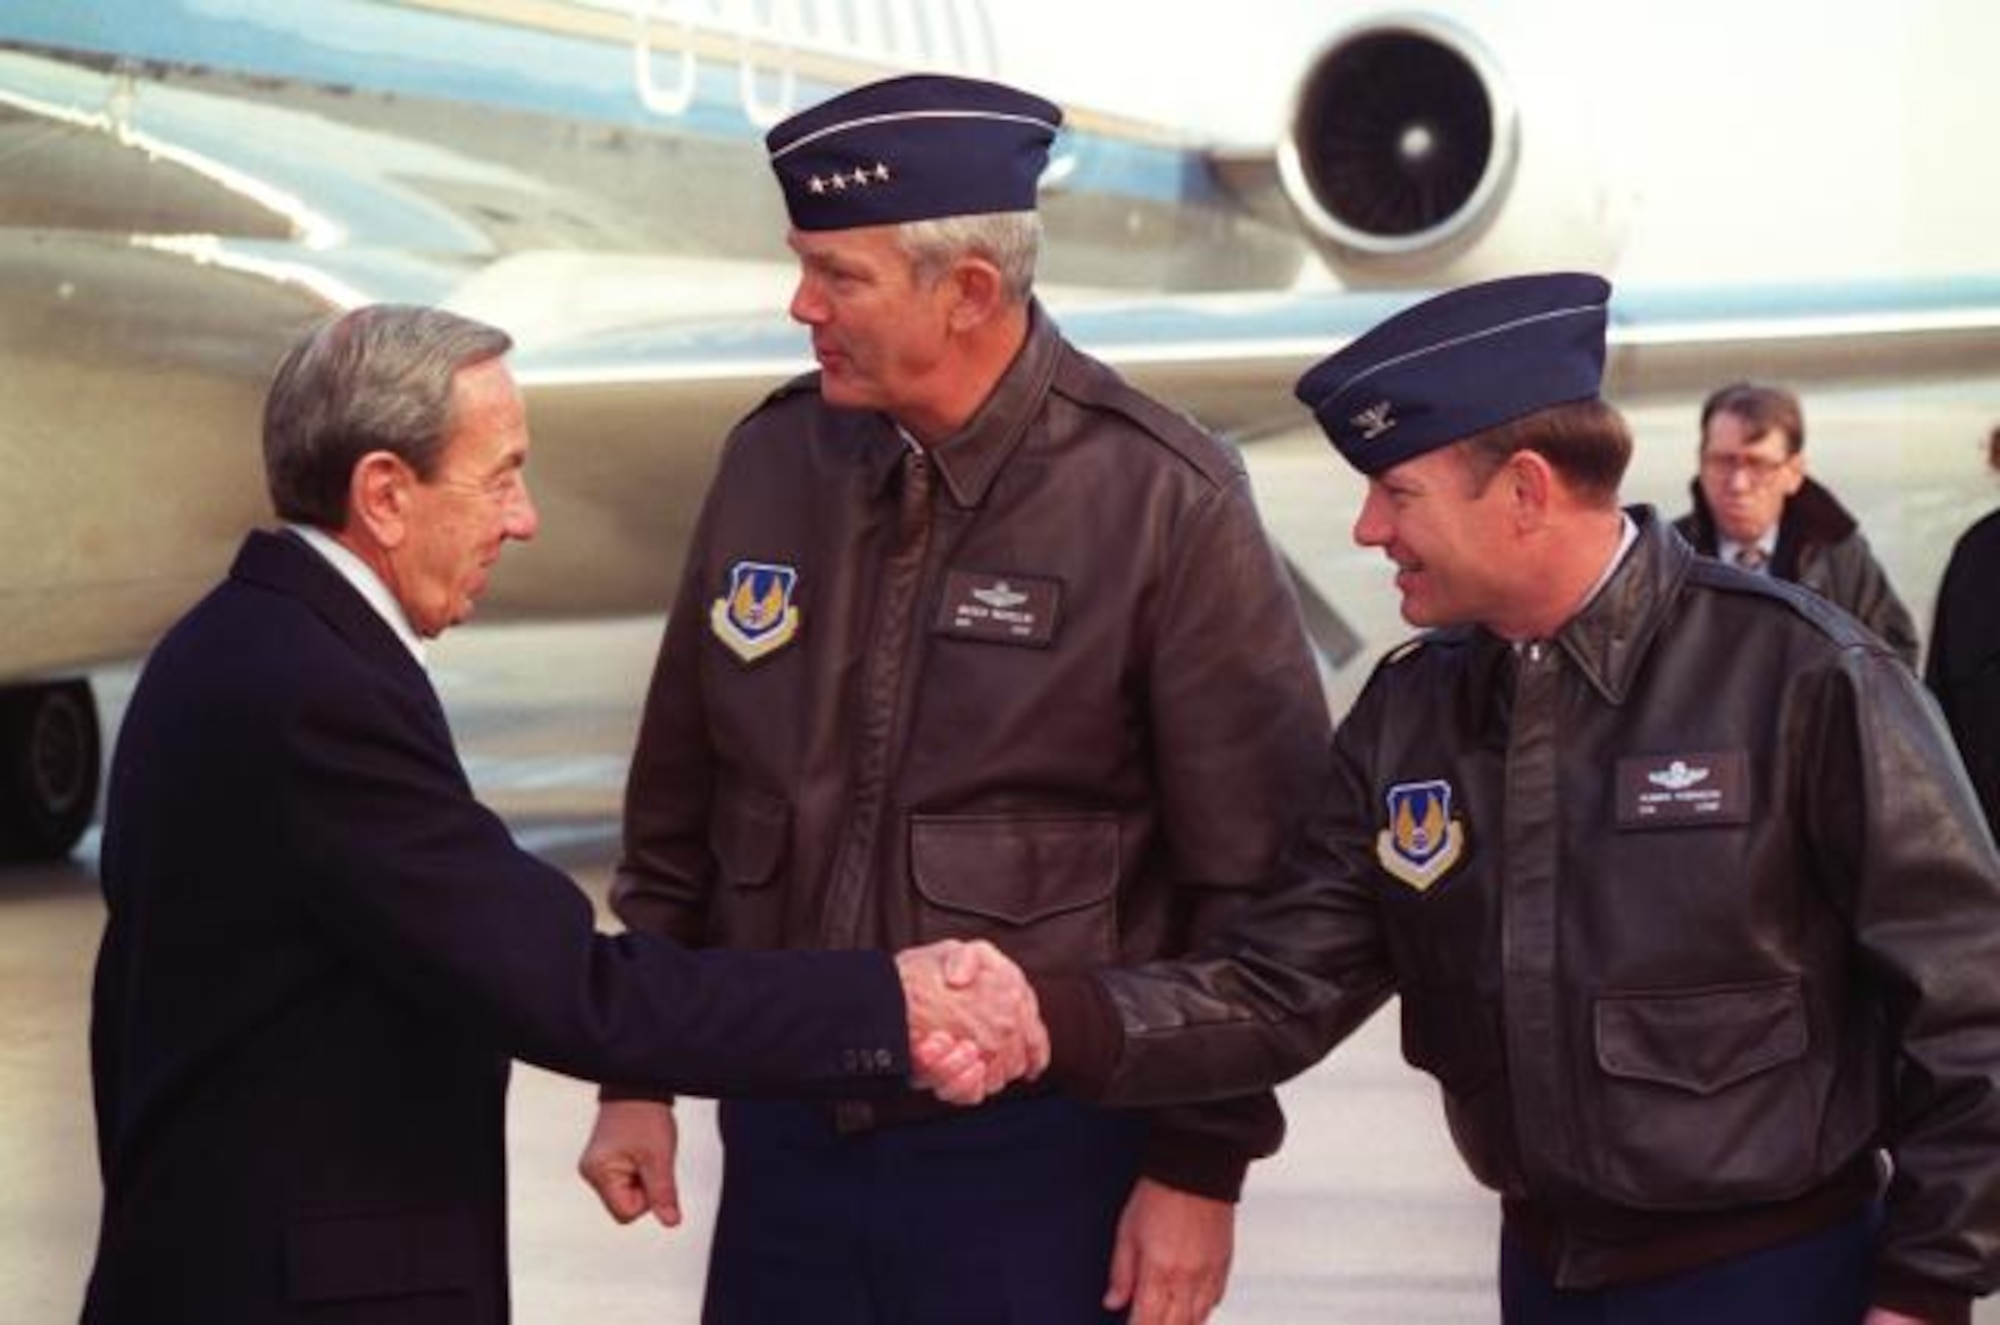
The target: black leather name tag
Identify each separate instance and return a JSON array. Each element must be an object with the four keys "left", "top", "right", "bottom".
[
  {"left": 934, "top": 569, "right": 1061, "bottom": 648},
  {"left": 1615, "top": 750, "right": 1751, "bottom": 829}
]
